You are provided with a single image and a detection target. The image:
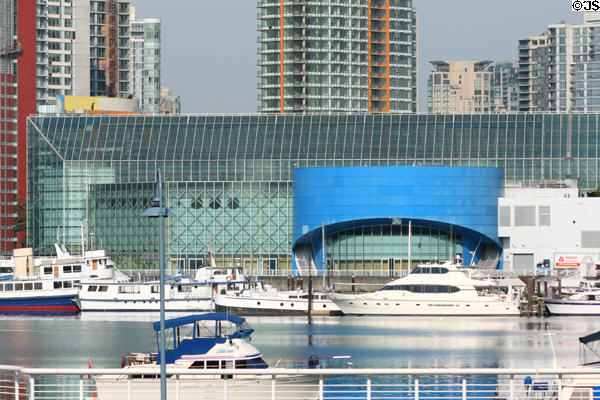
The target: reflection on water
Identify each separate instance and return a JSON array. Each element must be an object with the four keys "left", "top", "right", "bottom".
[{"left": 0, "top": 313, "right": 597, "bottom": 369}]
